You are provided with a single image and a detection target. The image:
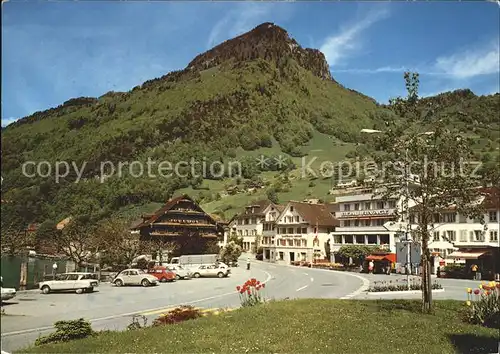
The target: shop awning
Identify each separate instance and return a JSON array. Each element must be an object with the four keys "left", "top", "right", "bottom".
[
  {"left": 366, "top": 254, "right": 396, "bottom": 262},
  {"left": 447, "top": 251, "right": 489, "bottom": 260}
]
